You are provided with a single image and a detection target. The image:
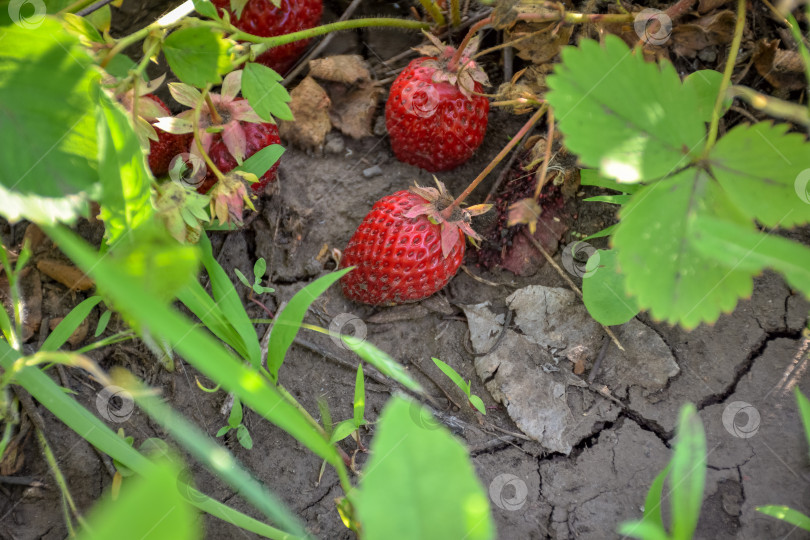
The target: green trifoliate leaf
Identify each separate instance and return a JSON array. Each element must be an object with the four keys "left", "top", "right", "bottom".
[
  {"left": 242, "top": 62, "right": 293, "bottom": 122},
  {"left": 547, "top": 35, "right": 706, "bottom": 183},
  {"left": 613, "top": 170, "right": 754, "bottom": 329},
  {"left": 708, "top": 122, "right": 810, "bottom": 228},
  {"left": 0, "top": 20, "right": 101, "bottom": 224}
]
